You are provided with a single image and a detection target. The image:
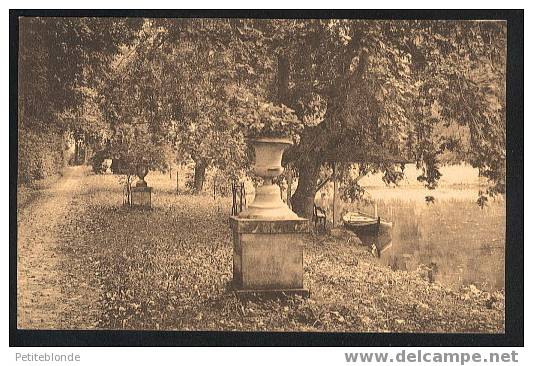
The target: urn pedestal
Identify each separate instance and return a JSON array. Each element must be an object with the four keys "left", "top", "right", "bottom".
[
  {"left": 230, "top": 217, "right": 309, "bottom": 297},
  {"left": 131, "top": 186, "right": 152, "bottom": 208},
  {"left": 230, "top": 137, "right": 309, "bottom": 298}
]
